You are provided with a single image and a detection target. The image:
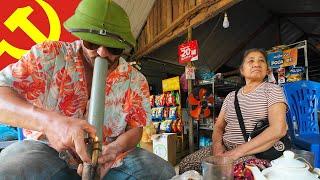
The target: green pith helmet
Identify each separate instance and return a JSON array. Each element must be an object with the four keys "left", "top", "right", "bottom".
[{"left": 64, "top": 0, "right": 135, "bottom": 49}]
